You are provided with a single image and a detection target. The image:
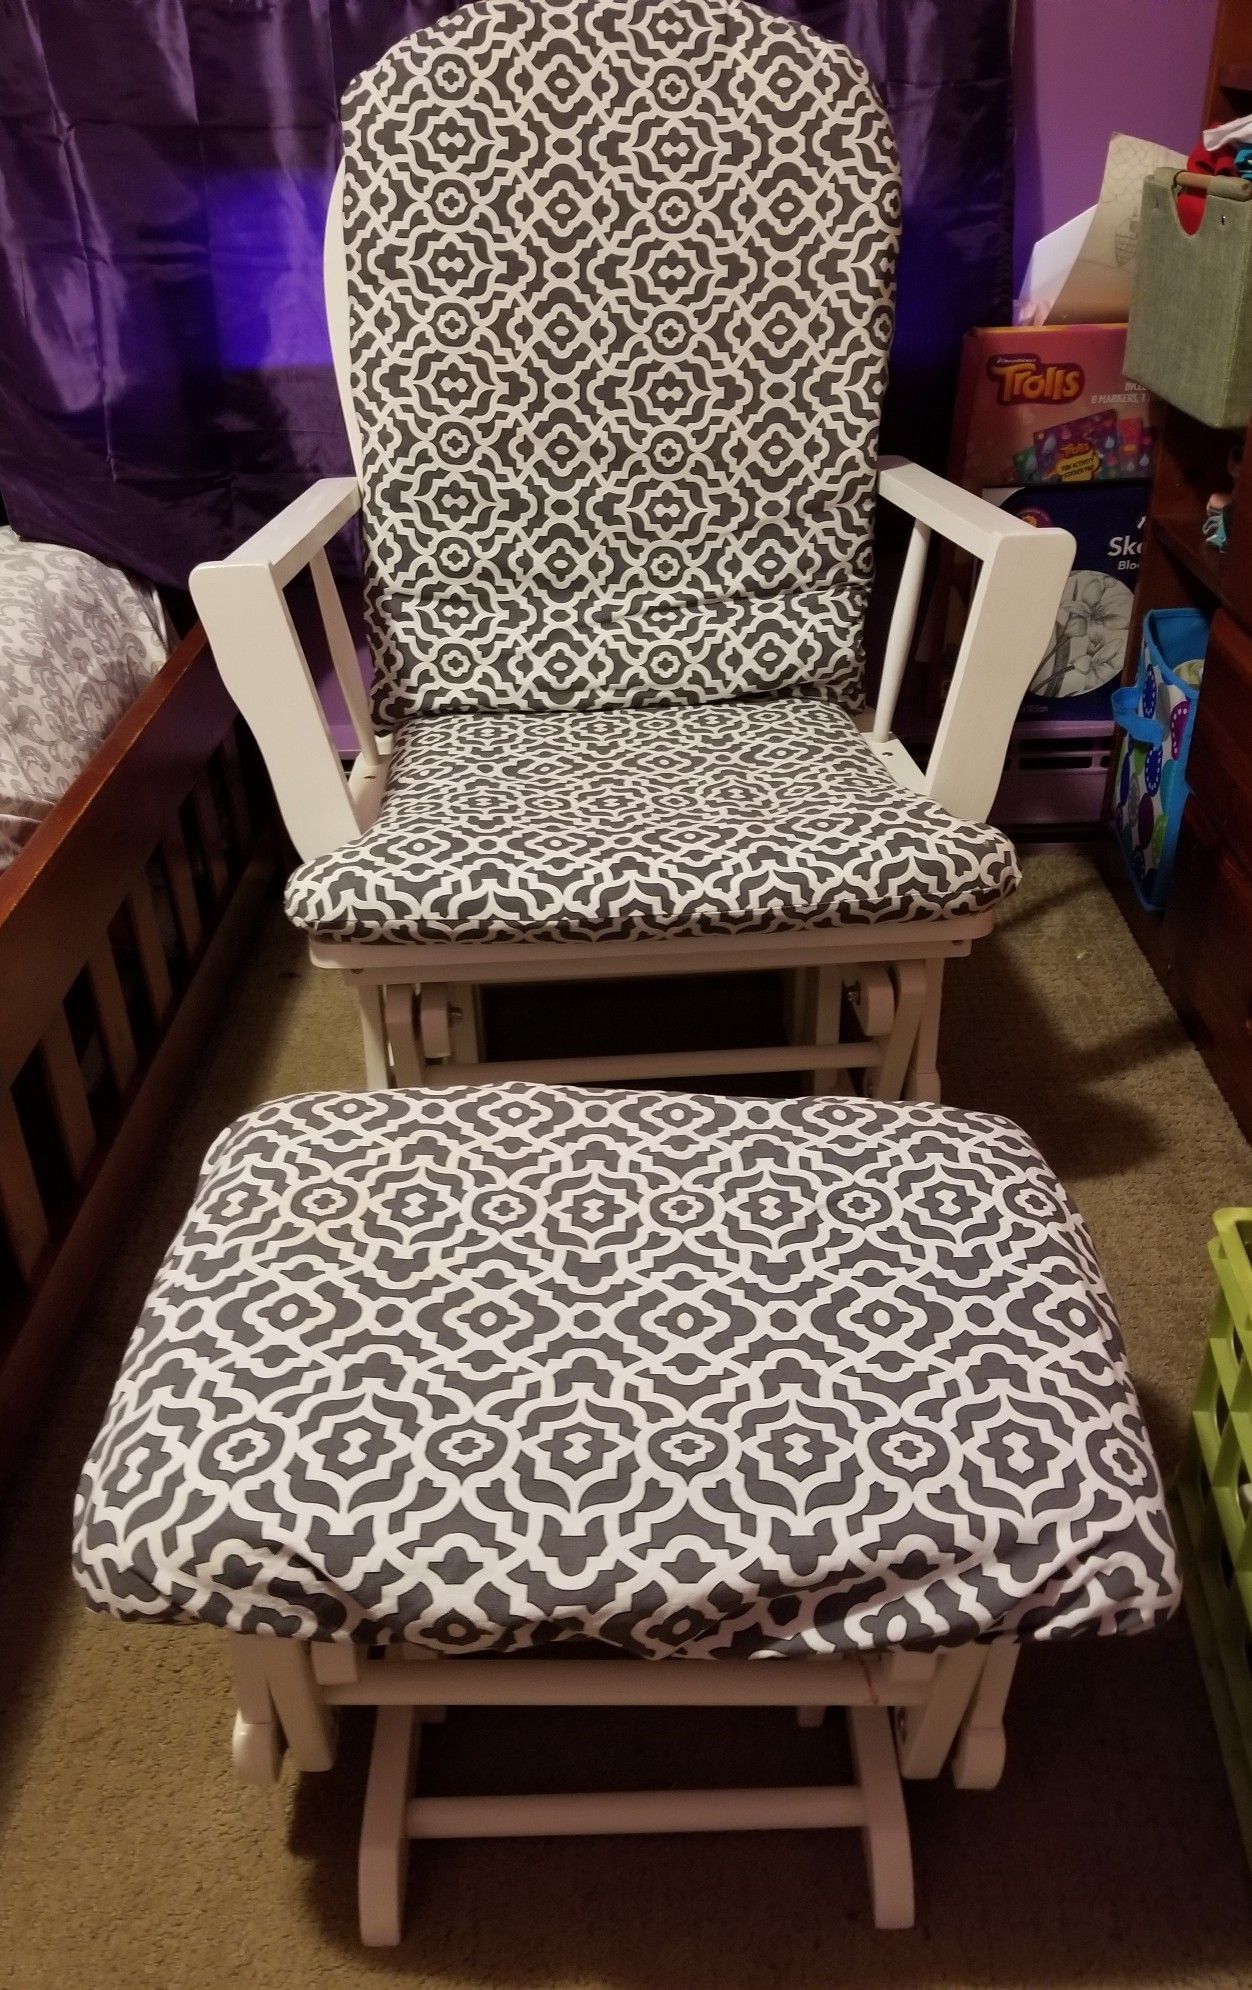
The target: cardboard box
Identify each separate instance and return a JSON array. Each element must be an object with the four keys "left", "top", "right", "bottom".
[
  {"left": 985, "top": 482, "right": 1147, "bottom": 722},
  {"left": 949, "top": 324, "right": 1156, "bottom": 492}
]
